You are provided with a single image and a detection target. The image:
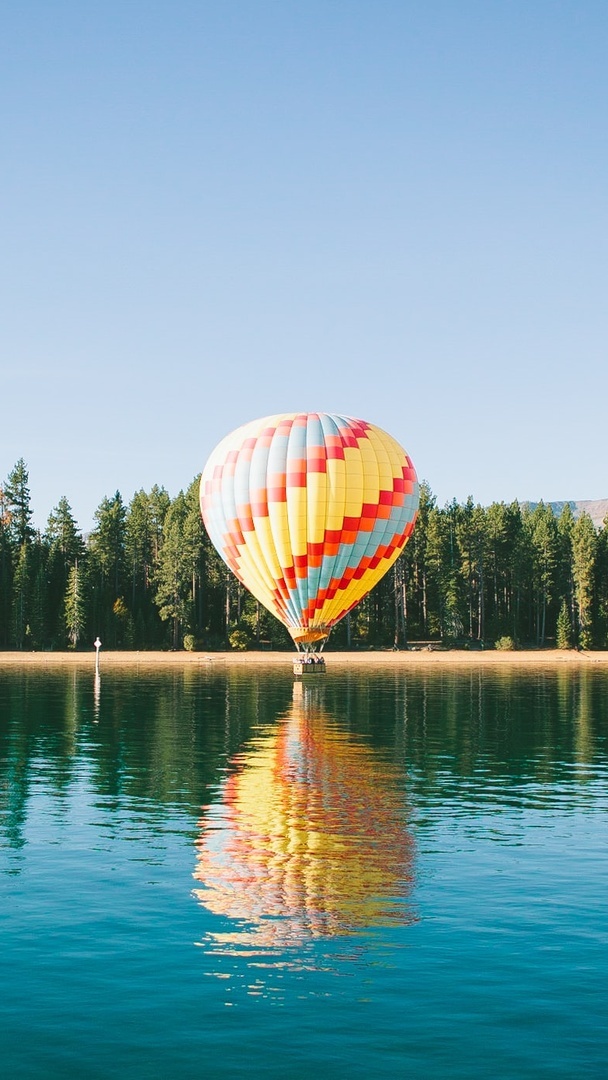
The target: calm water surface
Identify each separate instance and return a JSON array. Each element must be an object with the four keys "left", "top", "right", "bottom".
[{"left": 1, "top": 663, "right": 607, "bottom": 1078}]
